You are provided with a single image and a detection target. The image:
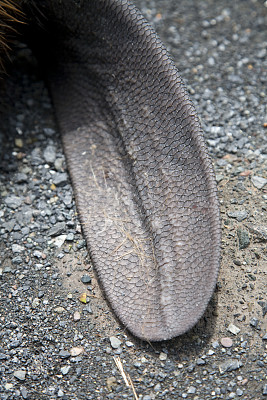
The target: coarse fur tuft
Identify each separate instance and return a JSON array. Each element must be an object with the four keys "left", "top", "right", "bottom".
[{"left": 0, "top": 0, "right": 24, "bottom": 71}]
